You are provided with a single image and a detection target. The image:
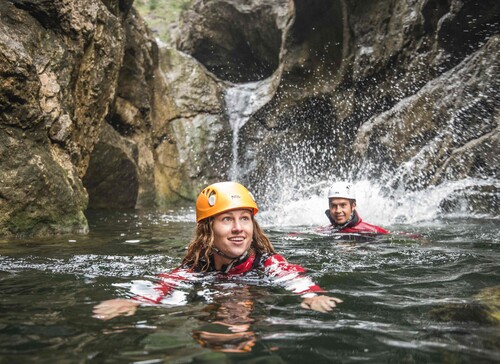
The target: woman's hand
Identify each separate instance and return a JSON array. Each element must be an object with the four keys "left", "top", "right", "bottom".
[
  {"left": 92, "top": 299, "right": 139, "bottom": 320},
  {"left": 301, "top": 295, "right": 343, "bottom": 313}
]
